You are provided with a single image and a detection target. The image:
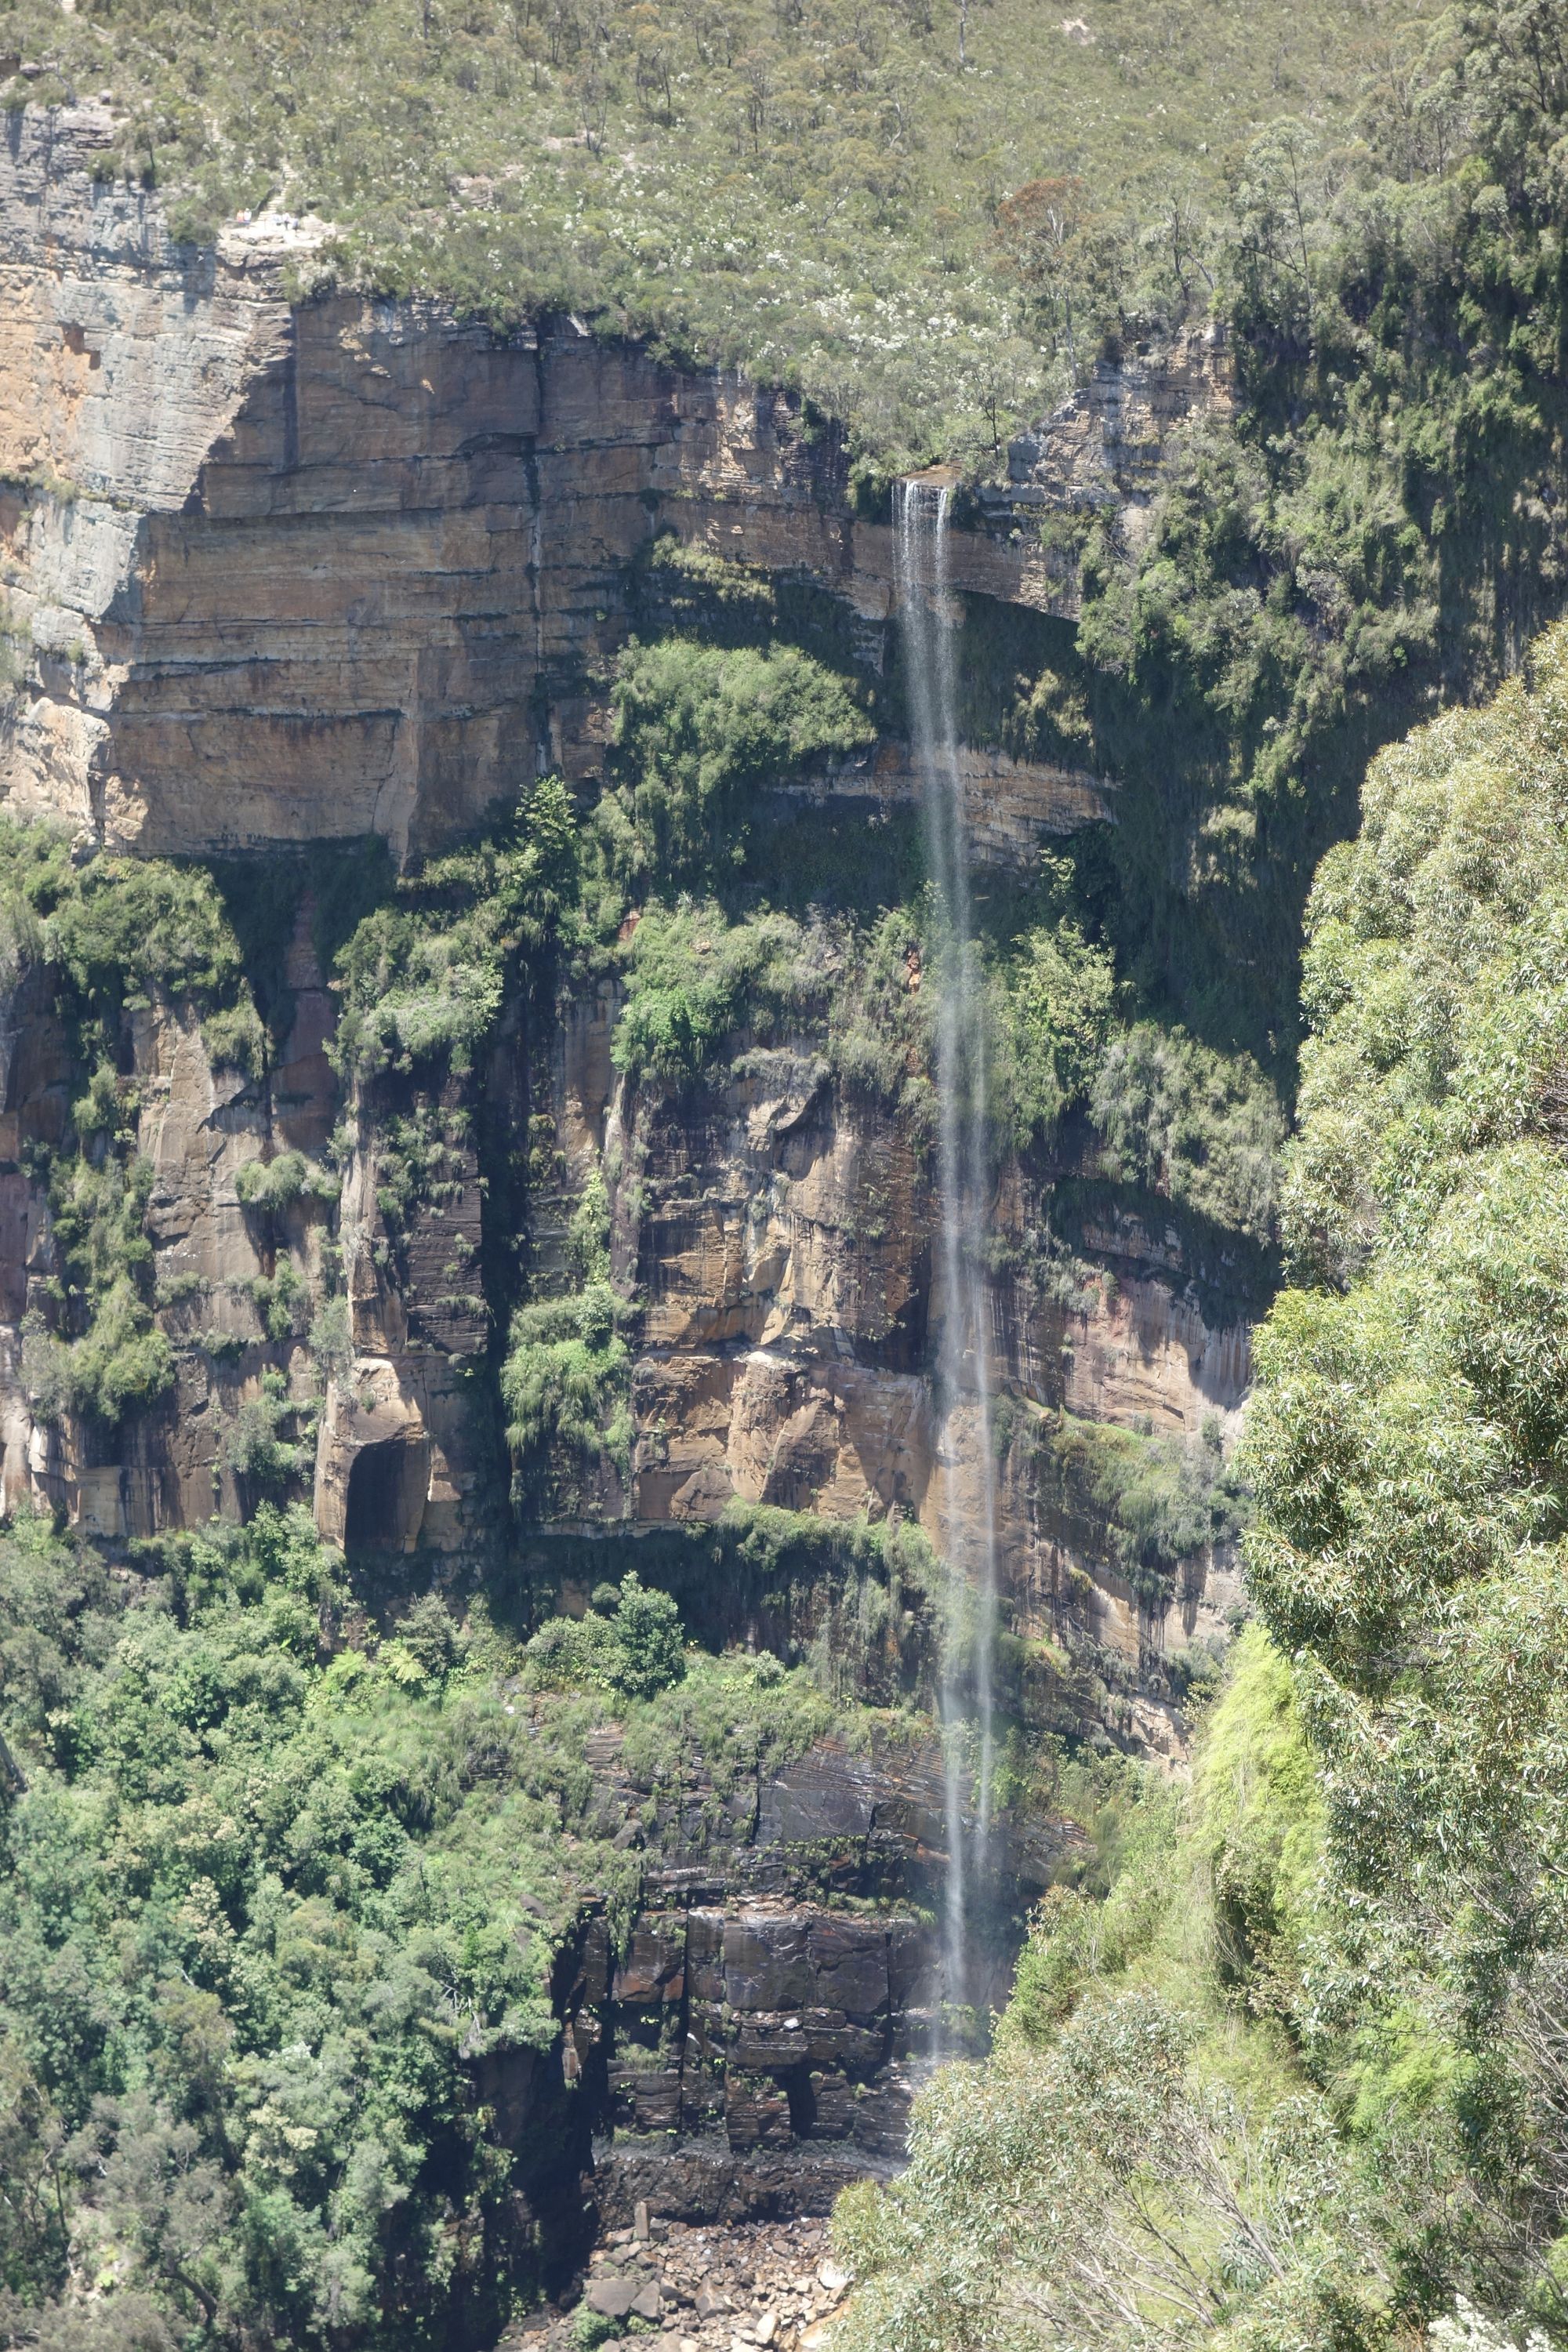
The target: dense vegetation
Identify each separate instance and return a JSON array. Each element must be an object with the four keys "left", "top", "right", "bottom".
[
  {"left": 11, "top": 2, "right": 1568, "bottom": 2346},
  {"left": 0, "top": 1506, "right": 907, "bottom": 2349},
  {"left": 834, "top": 622, "right": 1568, "bottom": 2349},
  {"left": 1025, "top": 0, "right": 1568, "bottom": 1064},
  {"left": 0, "top": 0, "right": 1395, "bottom": 463}
]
